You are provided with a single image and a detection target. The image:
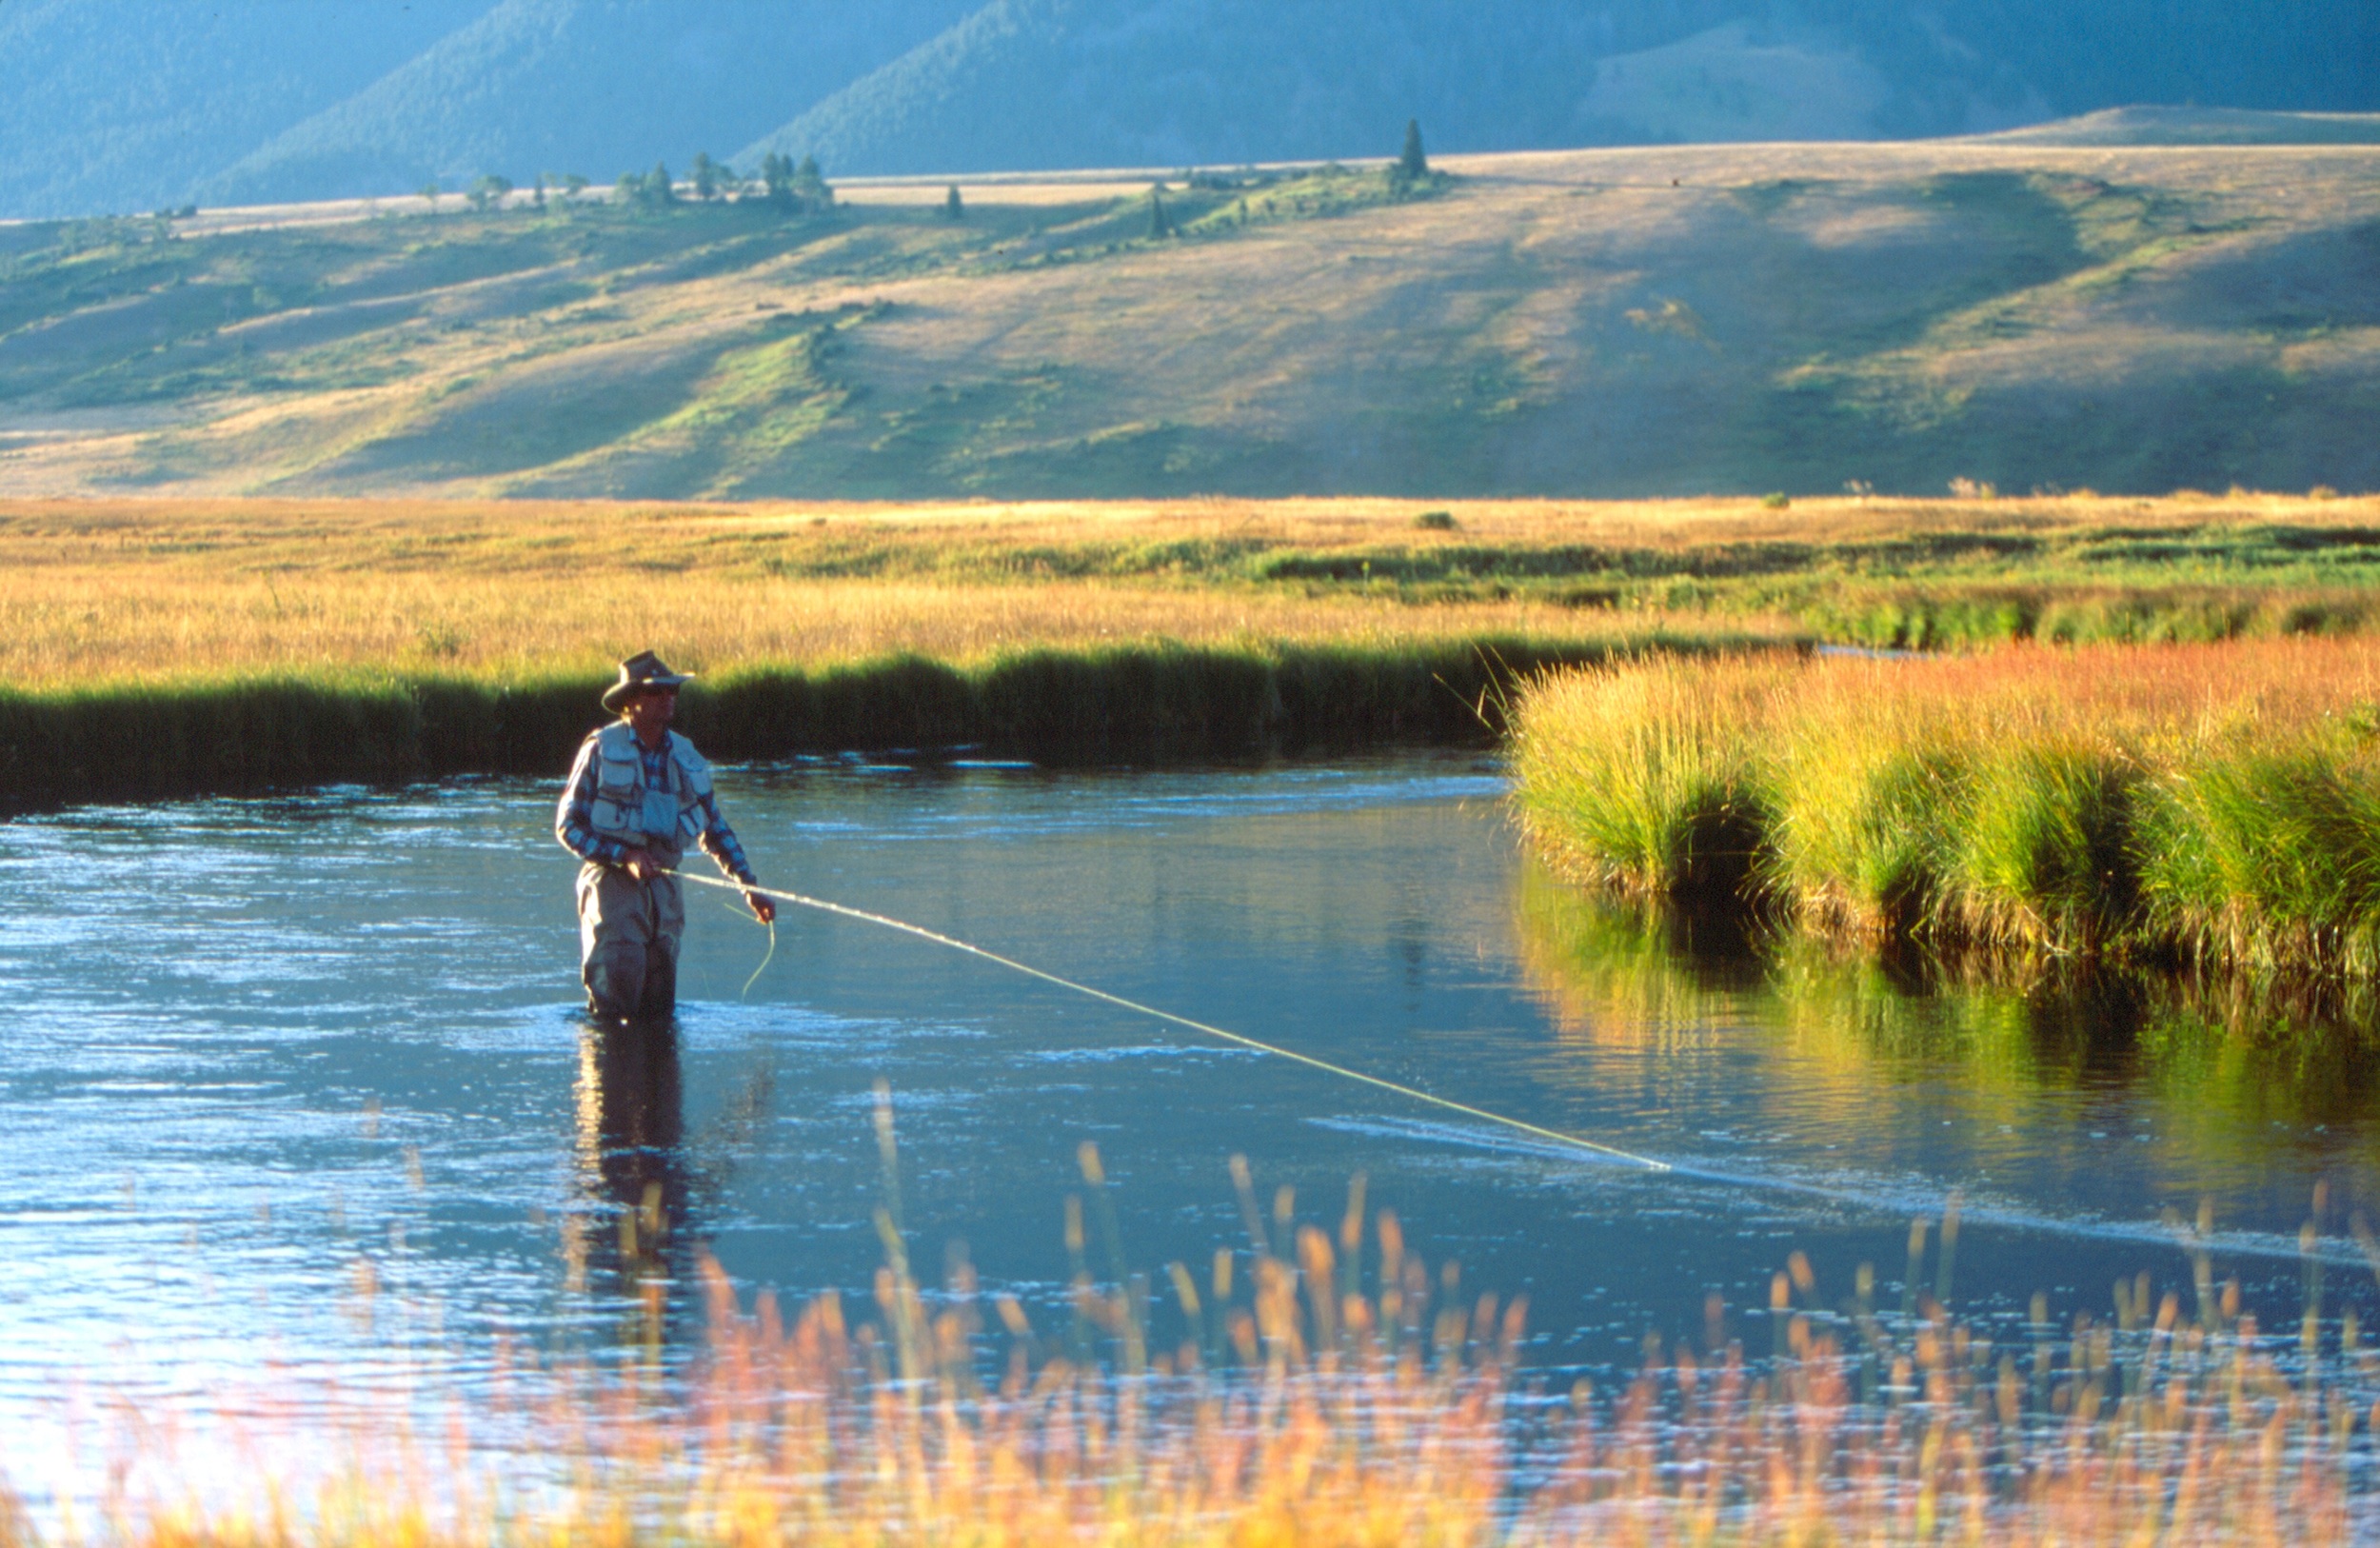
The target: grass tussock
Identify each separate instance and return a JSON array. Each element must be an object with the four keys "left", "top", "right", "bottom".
[
  {"left": 1513, "top": 639, "right": 2380, "bottom": 976},
  {"left": 17, "top": 1167, "right": 2373, "bottom": 1545}
]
